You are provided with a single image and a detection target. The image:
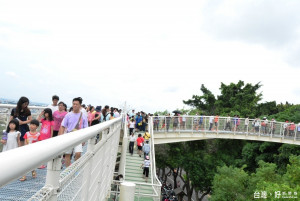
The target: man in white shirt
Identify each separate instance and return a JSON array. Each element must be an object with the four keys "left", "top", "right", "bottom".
[
  {"left": 47, "top": 95, "right": 59, "bottom": 113},
  {"left": 209, "top": 115, "right": 214, "bottom": 131}
]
